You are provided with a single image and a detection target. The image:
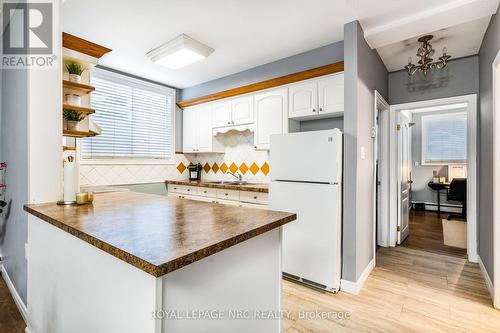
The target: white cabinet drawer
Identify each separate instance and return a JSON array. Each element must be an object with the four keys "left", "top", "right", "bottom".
[
  {"left": 198, "top": 187, "right": 217, "bottom": 197},
  {"left": 239, "top": 191, "right": 268, "bottom": 205},
  {"left": 216, "top": 188, "right": 240, "bottom": 201},
  {"left": 169, "top": 185, "right": 198, "bottom": 195}
]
